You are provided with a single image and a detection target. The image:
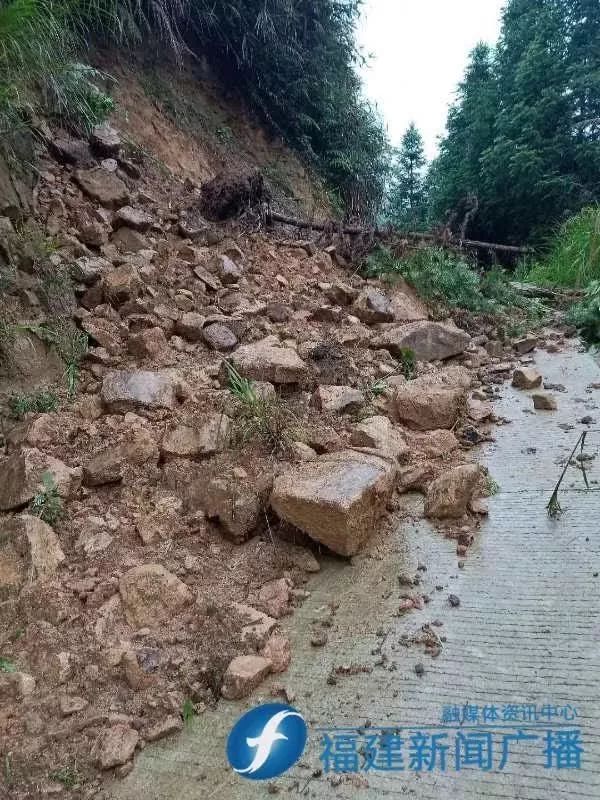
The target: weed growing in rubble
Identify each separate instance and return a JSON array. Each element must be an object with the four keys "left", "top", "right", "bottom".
[
  {"left": 49, "top": 765, "right": 82, "bottom": 790},
  {"left": 0, "top": 657, "right": 16, "bottom": 673},
  {"left": 29, "top": 471, "right": 63, "bottom": 526},
  {"left": 484, "top": 476, "right": 500, "bottom": 496},
  {"left": 224, "top": 361, "right": 292, "bottom": 454},
  {"left": 399, "top": 348, "right": 417, "bottom": 380},
  {"left": 369, "top": 378, "right": 388, "bottom": 397},
  {"left": 28, "top": 320, "right": 88, "bottom": 397},
  {"left": 9, "top": 389, "right": 58, "bottom": 419},
  {"left": 182, "top": 699, "right": 196, "bottom": 724}
]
